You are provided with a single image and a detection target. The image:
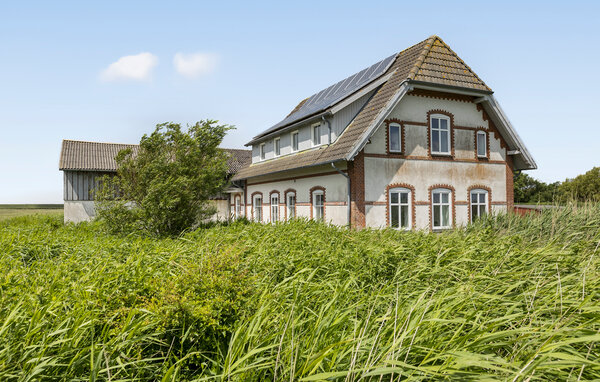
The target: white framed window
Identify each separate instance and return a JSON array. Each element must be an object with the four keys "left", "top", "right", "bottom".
[
  {"left": 431, "top": 188, "right": 452, "bottom": 229},
  {"left": 286, "top": 193, "right": 296, "bottom": 220},
  {"left": 270, "top": 193, "right": 279, "bottom": 223},
  {"left": 470, "top": 189, "right": 488, "bottom": 222},
  {"left": 477, "top": 131, "right": 487, "bottom": 157},
  {"left": 253, "top": 195, "right": 262, "bottom": 222},
  {"left": 291, "top": 131, "right": 299, "bottom": 152},
  {"left": 274, "top": 137, "right": 281, "bottom": 157},
  {"left": 389, "top": 187, "right": 411, "bottom": 229},
  {"left": 234, "top": 195, "right": 242, "bottom": 219},
  {"left": 312, "top": 123, "right": 322, "bottom": 146},
  {"left": 259, "top": 143, "right": 266, "bottom": 160},
  {"left": 312, "top": 190, "right": 324, "bottom": 220},
  {"left": 430, "top": 115, "right": 451, "bottom": 155},
  {"left": 389, "top": 123, "right": 401, "bottom": 153}
]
